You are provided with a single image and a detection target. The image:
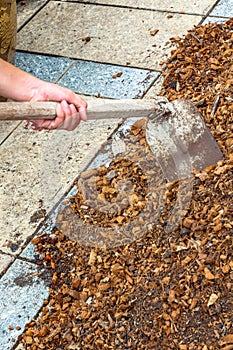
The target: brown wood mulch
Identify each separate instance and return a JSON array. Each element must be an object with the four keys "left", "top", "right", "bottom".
[{"left": 19, "top": 19, "right": 233, "bottom": 350}]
